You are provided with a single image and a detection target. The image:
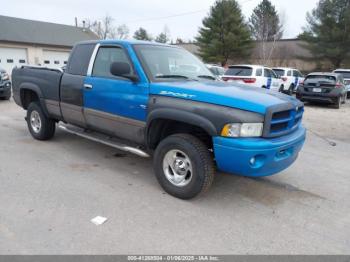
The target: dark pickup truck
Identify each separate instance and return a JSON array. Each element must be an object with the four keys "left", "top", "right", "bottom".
[{"left": 12, "top": 40, "right": 306, "bottom": 199}]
